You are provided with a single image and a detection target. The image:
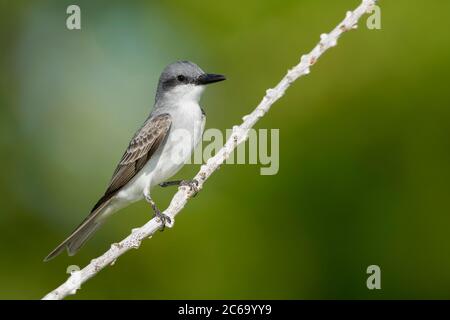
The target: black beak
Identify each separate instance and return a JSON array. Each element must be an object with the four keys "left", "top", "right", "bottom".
[{"left": 197, "top": 73, "right": 226, "bottom": 85}]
